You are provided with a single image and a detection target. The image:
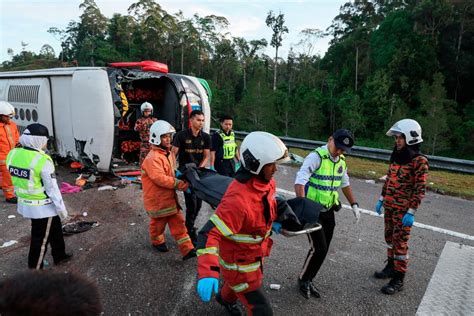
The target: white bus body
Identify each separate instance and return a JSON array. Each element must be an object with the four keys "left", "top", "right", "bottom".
[{"left": 0, "top": 66, "right": 211, "bottom": 171}]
